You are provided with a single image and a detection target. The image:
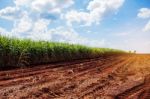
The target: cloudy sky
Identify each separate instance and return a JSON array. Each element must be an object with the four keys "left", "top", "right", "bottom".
[{"left": 0, "top": 0, "right": 150, "bottom": 53}]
